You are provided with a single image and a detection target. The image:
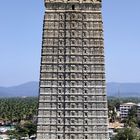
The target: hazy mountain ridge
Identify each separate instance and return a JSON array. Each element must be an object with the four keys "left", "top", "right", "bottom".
[
  {"left": 0, "top": 82, "right": 140, "bottom": 97},
  {"left": 0, "top": 82, "right": 39, "bottom": 97}
]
